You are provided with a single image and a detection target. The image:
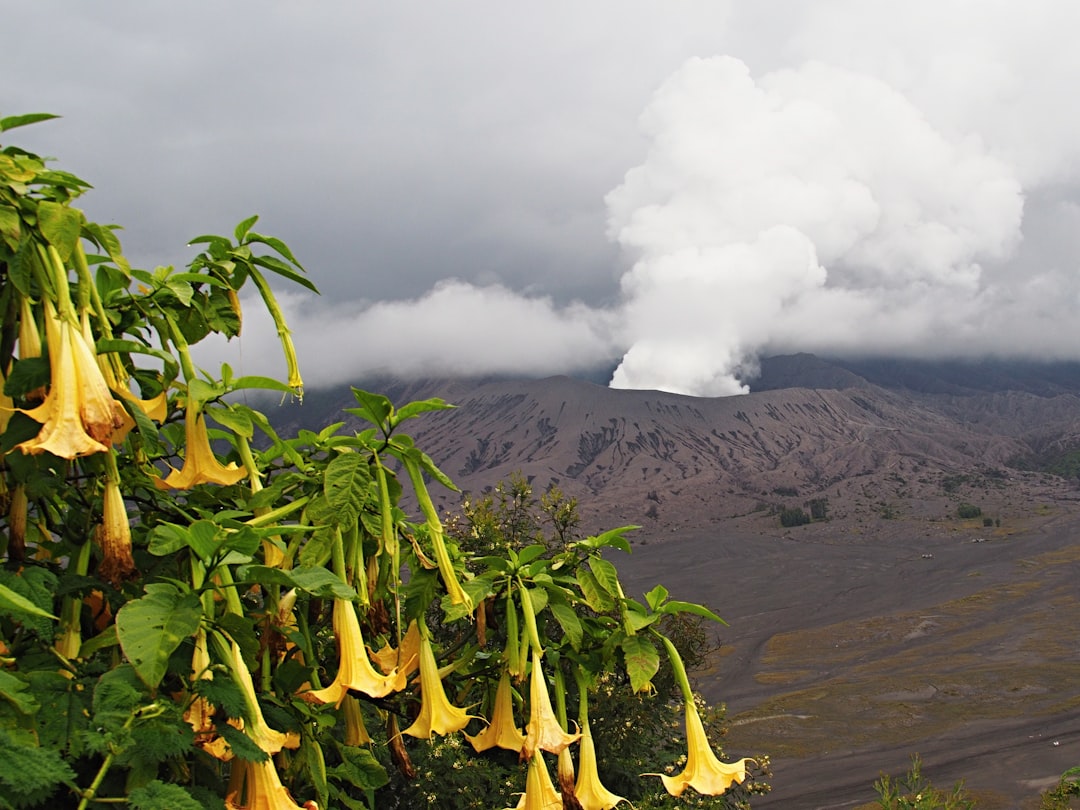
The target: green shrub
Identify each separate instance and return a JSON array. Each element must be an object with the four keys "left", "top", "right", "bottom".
[
  {"left": 779, "top": 507, "right": 810, "bottom": 527},
  {"left": 957, "top": 503, "right": 982, "bottom": 519},
  {"left": 872, "top": 755, "right": 975, "bottom": 809}
]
